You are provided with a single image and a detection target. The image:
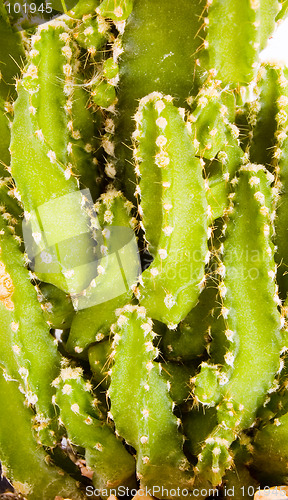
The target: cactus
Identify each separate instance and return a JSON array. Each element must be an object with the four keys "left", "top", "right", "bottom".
[
  {"left": 54, "top": 361, "right": 137, "bottom": 496},
  {"left": 0, "top": 214, "right": 61, "bottom": 446},
  {"left": 0, "top": 1, "right": 25, "bottom": 101},
  {"left": 108, "top": 305, "right": 194, "bottom": 493},
  {"left": 1, "top": 1, "right": 288, "bottom": 498},
  {"left": 0, "top": 373, "right": 87, "bottom": 500},
  {"left": 204, "top": 0, "right": 279, "bottom": 87},
  {"left": 134, "top": 93, "right": 209, "bottom": 327},
  {"left": 38, "top": 282, "right": 75, "bottom": 330},
  {"left": 66, "top": 186, "right": 139, "bottom": 355},
  {"left": 194, "top": 165, "right": 283, "bottom": 485},
  {"left": 10, "top": 19, "right": 100, "bottom": 295}
]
